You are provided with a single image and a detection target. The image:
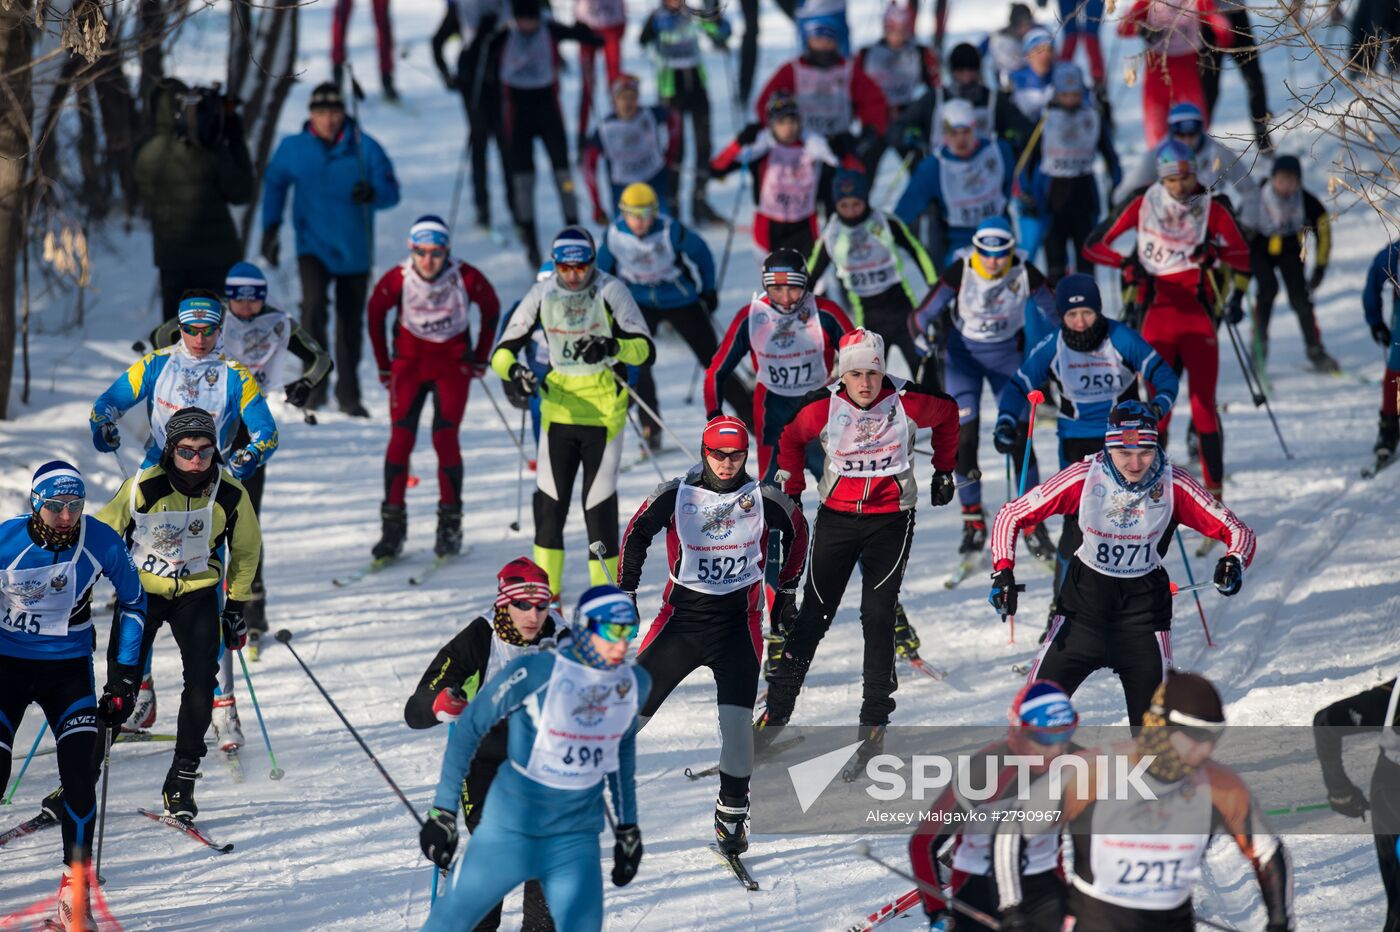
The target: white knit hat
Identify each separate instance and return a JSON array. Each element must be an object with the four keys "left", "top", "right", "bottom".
[{"left": 837, "top": 328, "right": 886, "bottom": 376}]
